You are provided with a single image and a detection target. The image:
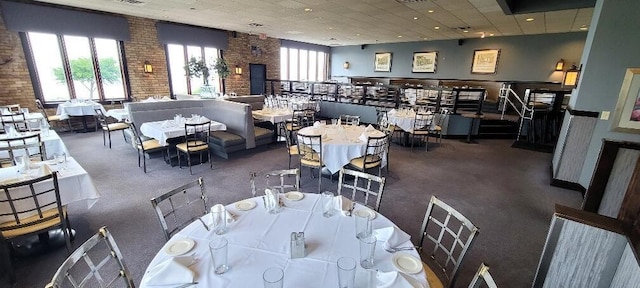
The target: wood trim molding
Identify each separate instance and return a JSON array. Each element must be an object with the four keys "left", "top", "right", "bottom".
[
  {"left": 582, "top": 140, "right": 620, "bottom": 212},
  {"left": 555, "top": 204, "right": 626, "bottom": 235},
  {"left": 566, "top": 107, "right": 599, "bottom": 118}
]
